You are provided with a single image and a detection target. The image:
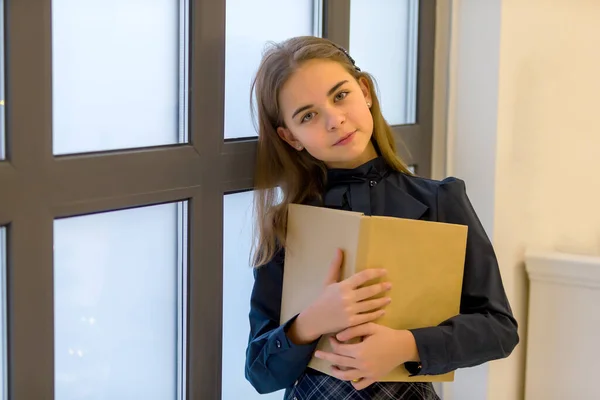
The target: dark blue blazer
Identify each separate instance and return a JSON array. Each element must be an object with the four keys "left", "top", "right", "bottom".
[{"left": 245, "top": 157, "right": 519, "bottom": 396}]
